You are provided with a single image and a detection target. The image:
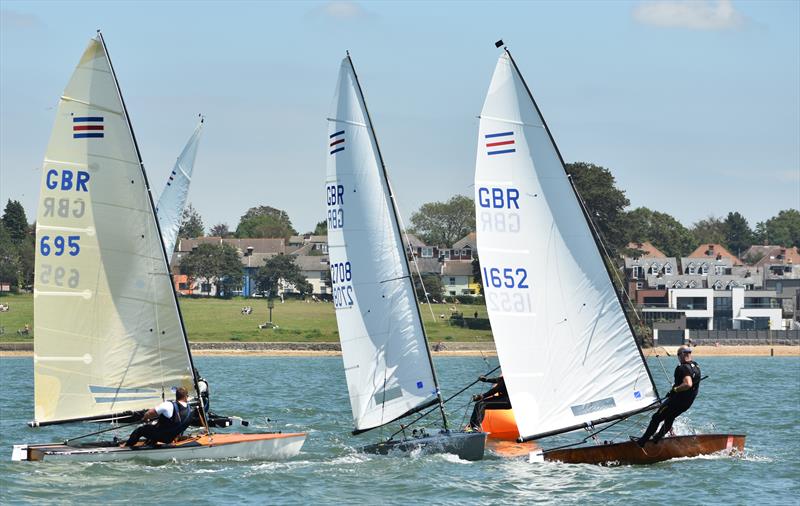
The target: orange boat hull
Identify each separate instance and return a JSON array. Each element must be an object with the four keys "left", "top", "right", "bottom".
[
  {"left": 540, "top": 434, "right": 746, "bottom": 465},
  {"left": 482, "top": 409, "right": 520, "bottom": 440}
]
